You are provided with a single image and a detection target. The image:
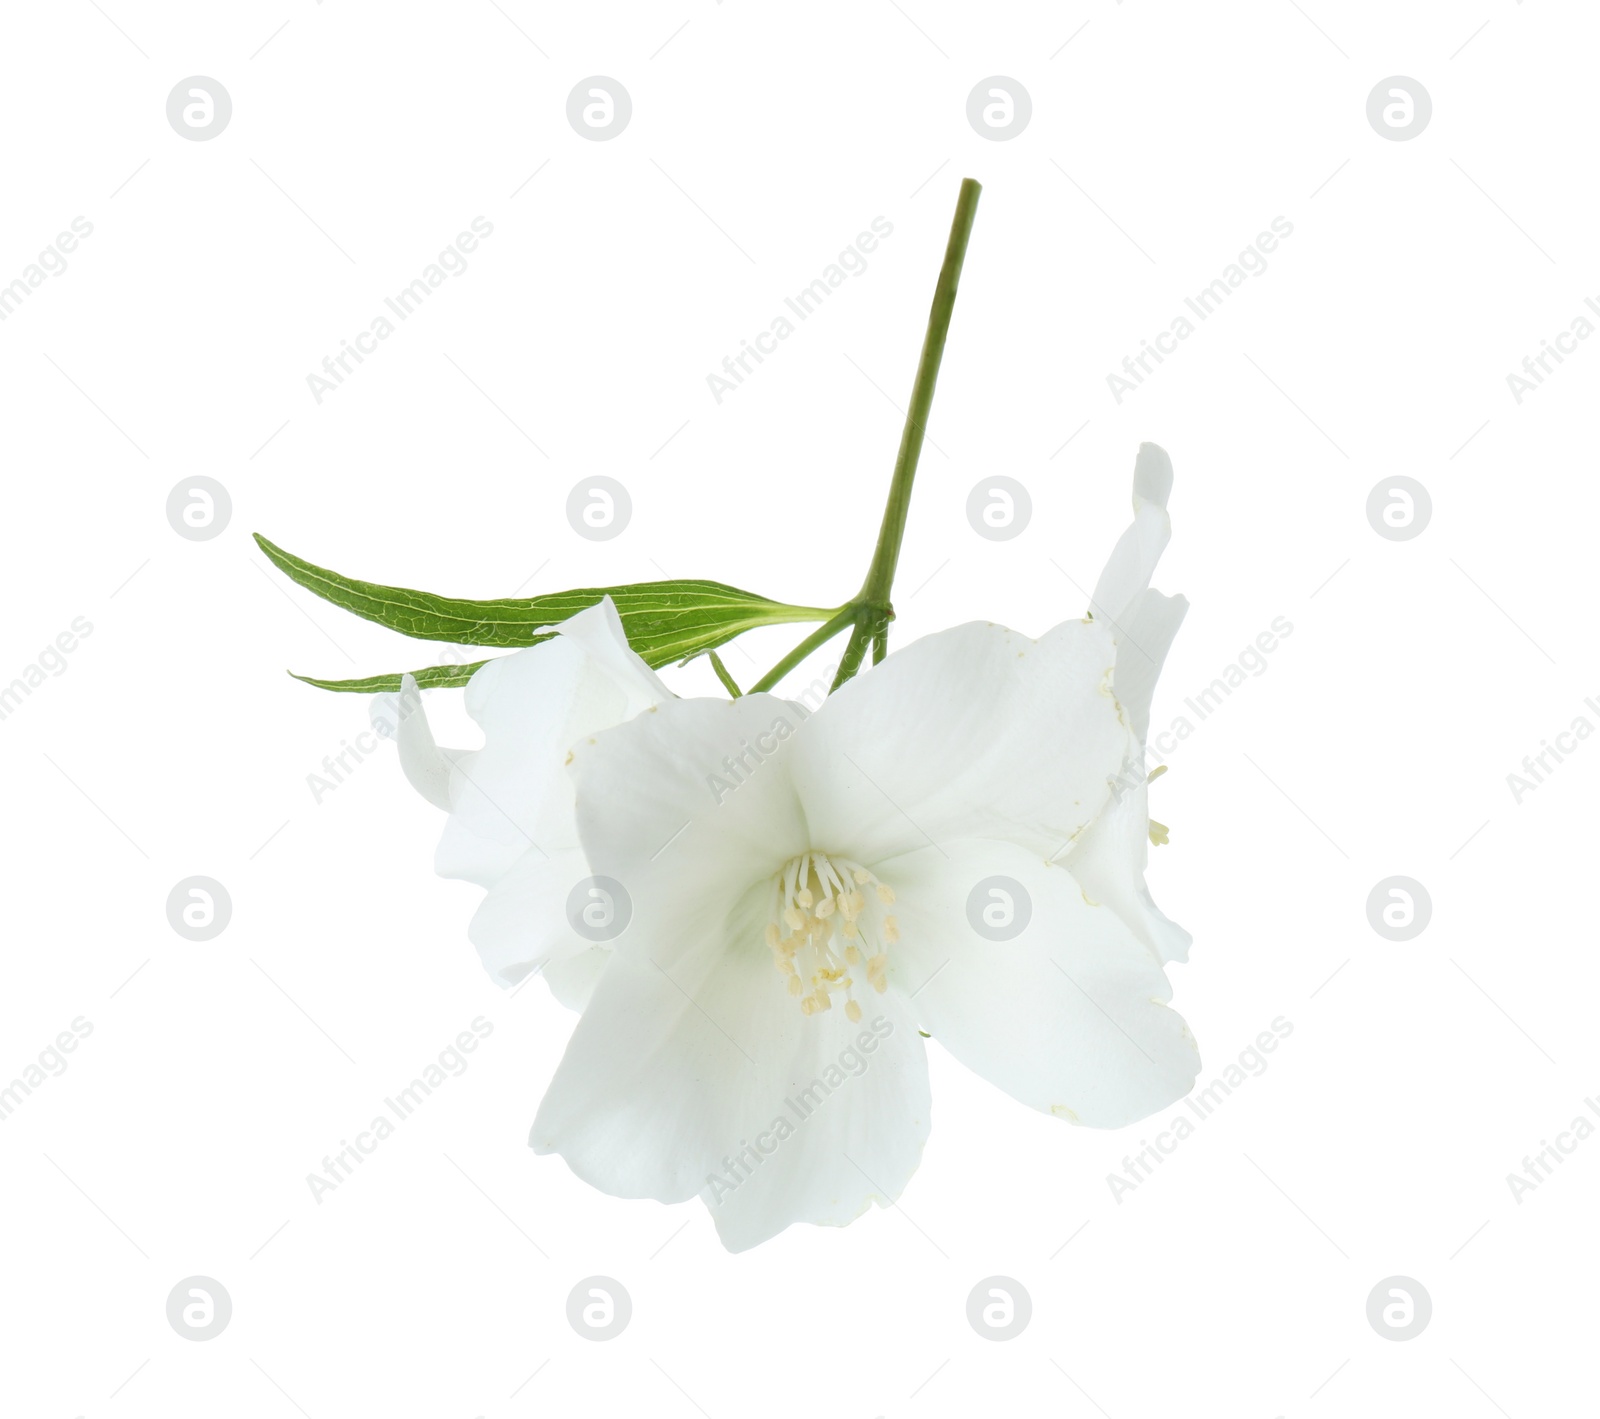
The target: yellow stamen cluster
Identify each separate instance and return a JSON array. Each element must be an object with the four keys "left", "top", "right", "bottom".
[{"left": 765, "top": 853, "right": 898, "bottom": 1018}]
